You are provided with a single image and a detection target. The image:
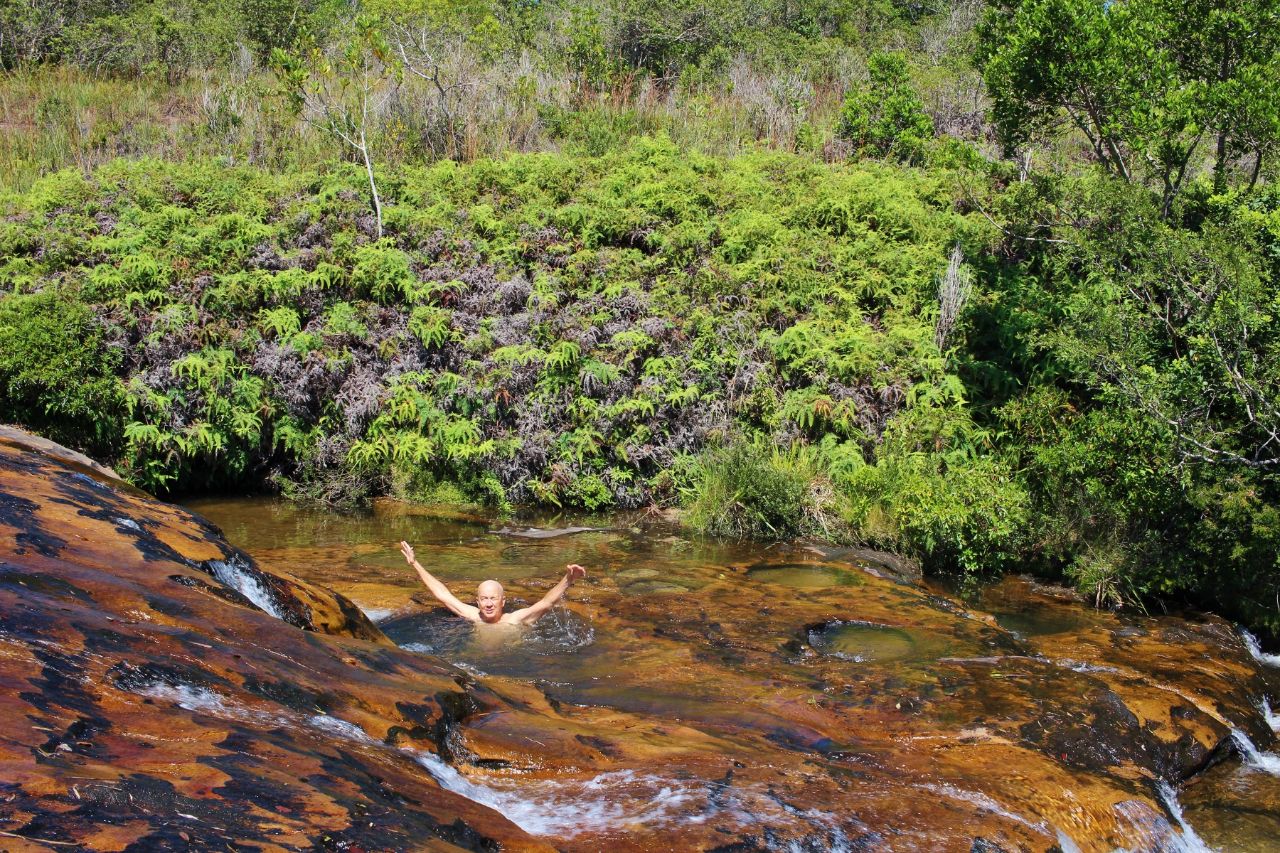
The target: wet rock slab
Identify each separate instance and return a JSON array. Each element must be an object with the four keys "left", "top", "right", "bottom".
[
  {"left": 2, "top": 429, "right": 1279, "bottom": 851},
  {"left": 0, "top": 431, "right": 549, "bottom": 852}
]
